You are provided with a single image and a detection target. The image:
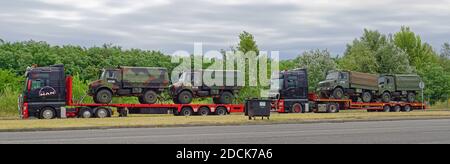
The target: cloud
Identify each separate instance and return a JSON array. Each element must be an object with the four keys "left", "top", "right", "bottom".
[{"left": 0, "top": 0, "right": 449, "bottom": 59}]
